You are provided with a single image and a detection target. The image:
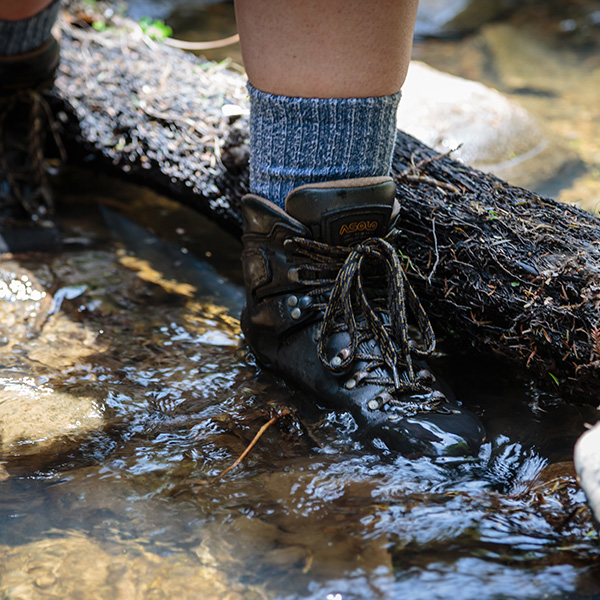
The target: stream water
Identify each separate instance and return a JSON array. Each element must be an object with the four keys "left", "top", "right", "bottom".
[{"left": 1, "top": 2, "right": 600, "bottom": 599}]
